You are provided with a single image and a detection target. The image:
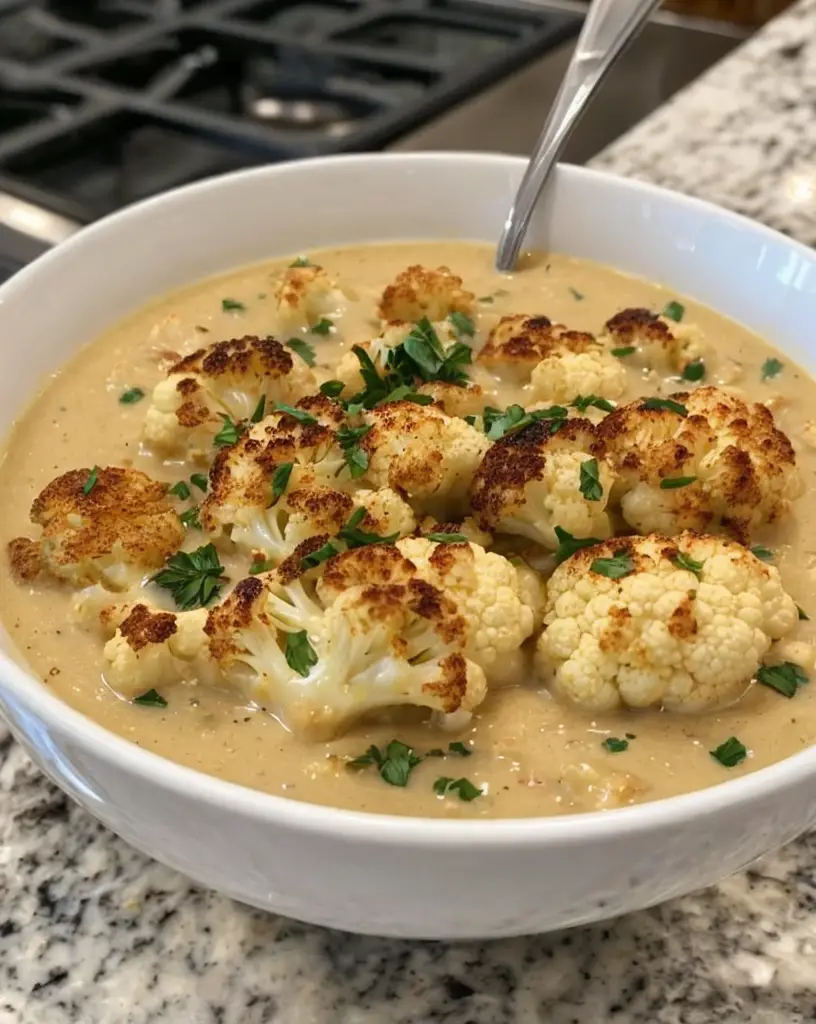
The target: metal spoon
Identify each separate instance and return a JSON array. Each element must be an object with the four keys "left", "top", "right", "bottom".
[{"left": 495, "top": 0, "right": 662, "bottom": 273}]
